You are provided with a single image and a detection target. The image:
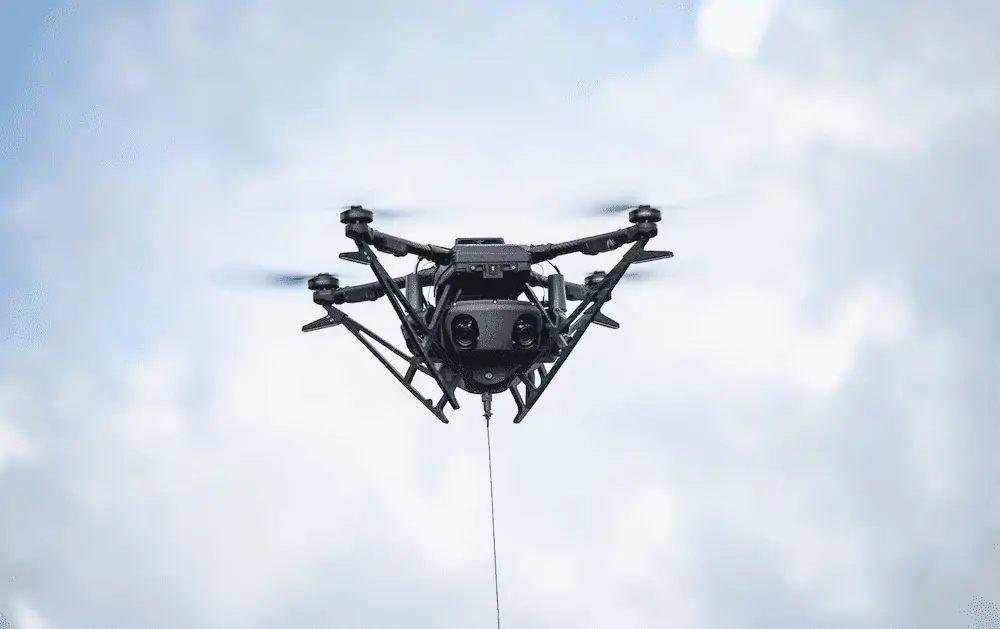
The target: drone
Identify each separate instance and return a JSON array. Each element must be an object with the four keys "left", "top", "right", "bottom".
[{"left": 293, "top": 203, "right": 673, "bottom": 424}]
